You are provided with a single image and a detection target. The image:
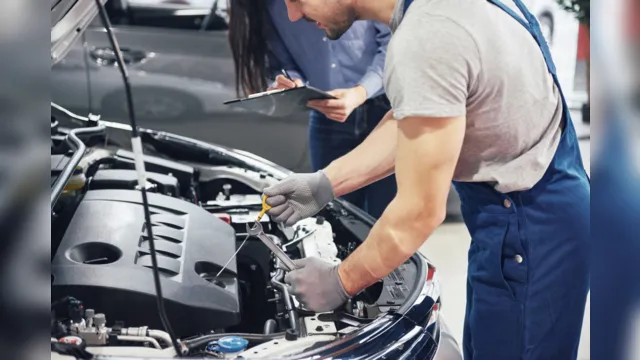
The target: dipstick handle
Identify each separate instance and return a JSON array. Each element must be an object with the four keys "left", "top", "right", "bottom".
[{"left": 256, "top": 195, "right": 272, "bottom": 221}]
